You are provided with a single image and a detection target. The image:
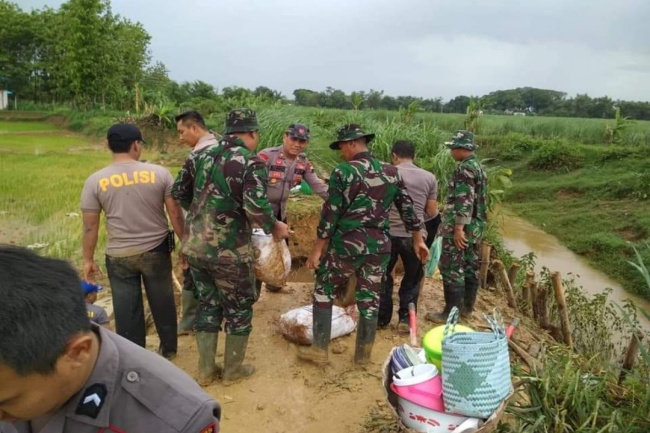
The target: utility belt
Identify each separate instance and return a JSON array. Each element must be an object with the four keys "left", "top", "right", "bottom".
[{"left": 149, "top": 230, "right": 175, "bottom": 253}]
